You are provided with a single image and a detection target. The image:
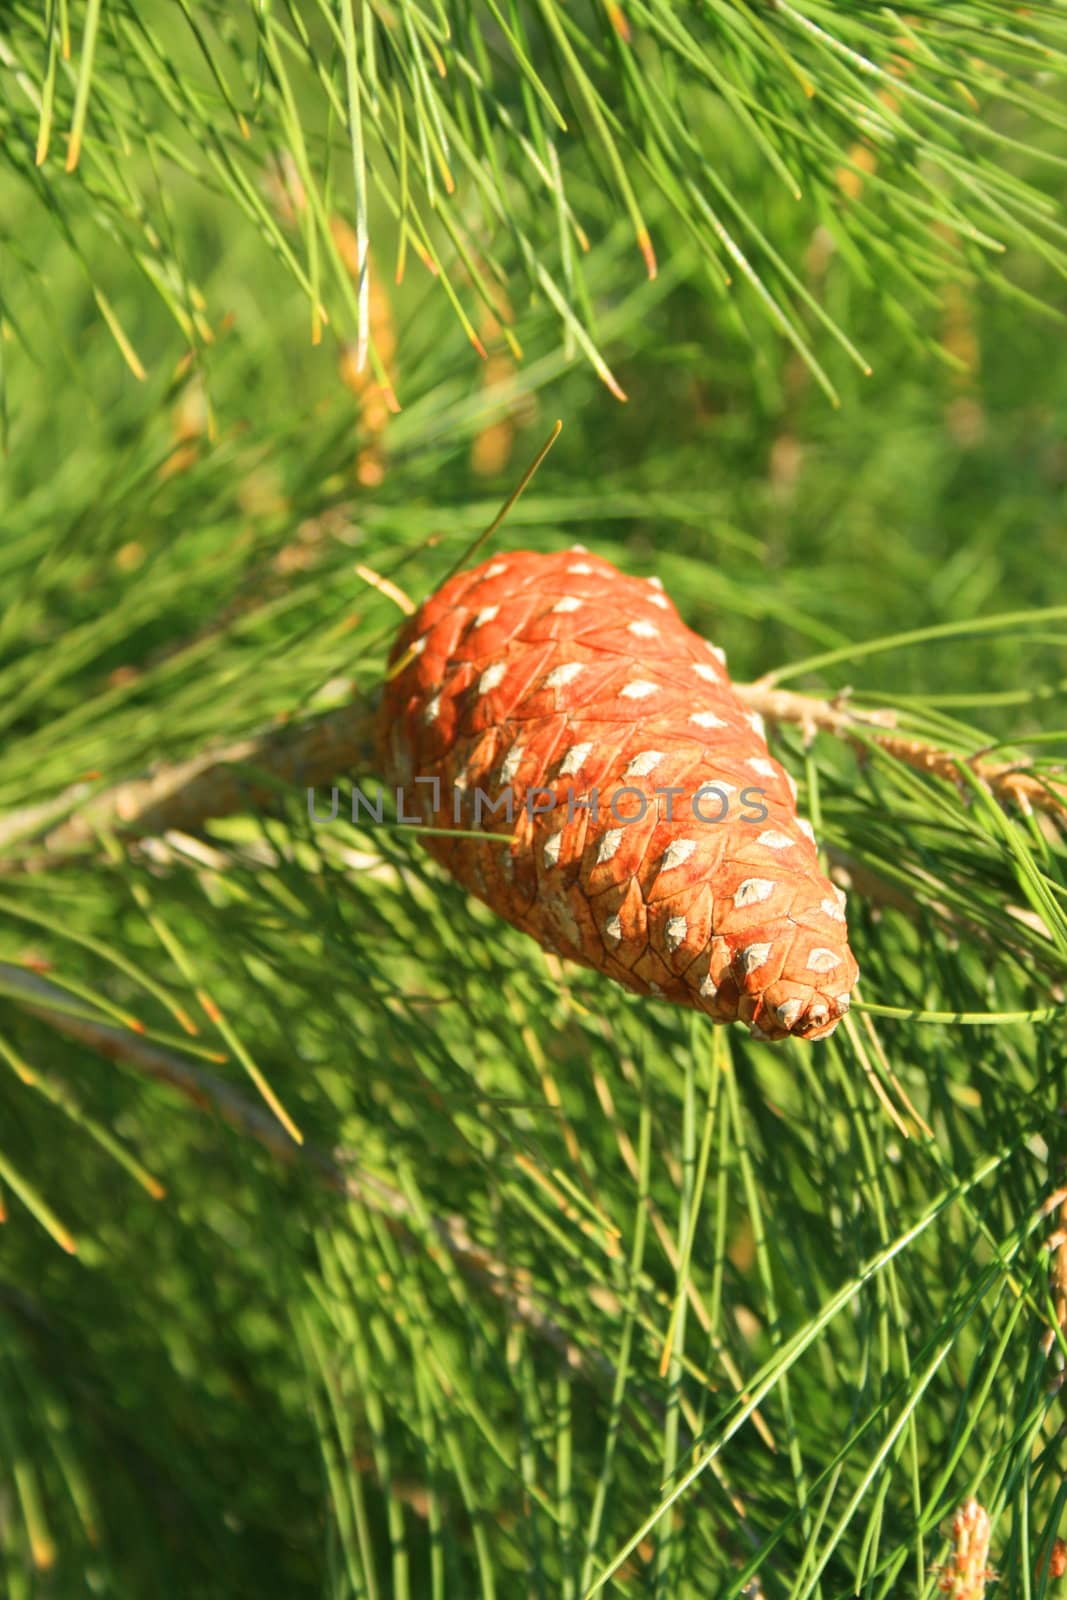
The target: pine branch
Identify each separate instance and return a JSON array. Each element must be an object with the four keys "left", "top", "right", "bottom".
[
  {"left": 1, "top": 680, "right": 1060, "bottom": 875},
  {"left": 3, "top": 958, "right": 771, "bottom": 1523},
  {"left": 1, "top": 6, "right": 1064, "bottom": 1587},
  {"left": 0, "top": 958, "right": 628, "bottom": 1403},
  {"left": 733, "top": 682, "right": 1067, "bottom": 823},
  {"left": 0, "top": 698, "right": 379, "bottom": 862}
]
